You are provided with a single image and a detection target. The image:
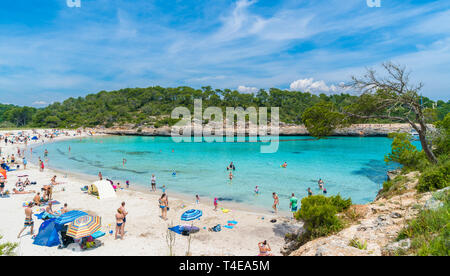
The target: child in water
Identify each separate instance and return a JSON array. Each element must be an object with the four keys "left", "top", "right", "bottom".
[
  {"left": 255, "top": 185, "right": 260, "bottom": 195},
  {"left": 162, "top": 185, "right": 166, "bottom": 194}
]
